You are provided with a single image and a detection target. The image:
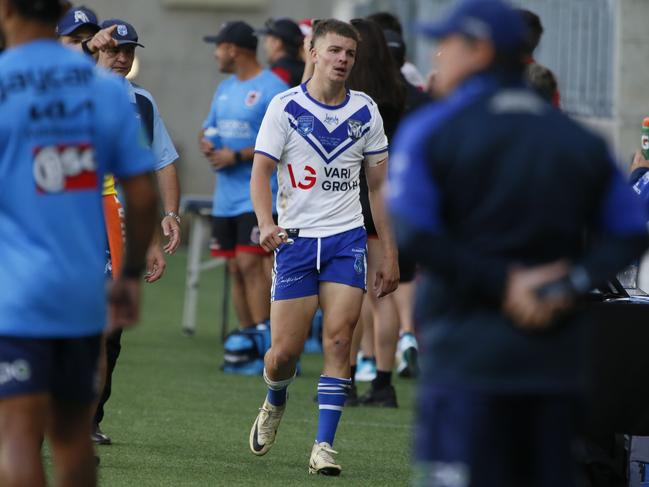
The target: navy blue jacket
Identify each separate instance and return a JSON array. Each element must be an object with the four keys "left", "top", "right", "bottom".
[{"left": 387, "top": 72, "right": 649, "bottom": 392}]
